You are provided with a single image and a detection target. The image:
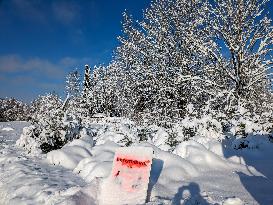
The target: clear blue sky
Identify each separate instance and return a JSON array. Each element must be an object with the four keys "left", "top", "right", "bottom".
[
  {"left": 0, "top": 0, "right": 151, "bottom": 102},
  {"left": 0, "top": 0, "right": 272, "bottom": 102}
]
